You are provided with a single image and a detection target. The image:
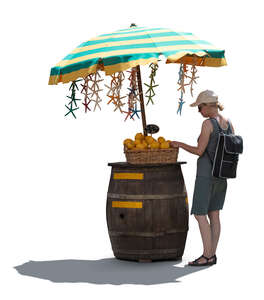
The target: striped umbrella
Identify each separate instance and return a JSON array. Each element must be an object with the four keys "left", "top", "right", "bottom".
[
  {"left": 49, "top": 24, "right": 226, "bottom": 133},
  {"left": 49, "top": 25, "right": 226, "bottom": 85}
]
